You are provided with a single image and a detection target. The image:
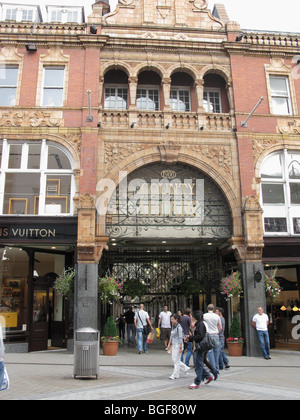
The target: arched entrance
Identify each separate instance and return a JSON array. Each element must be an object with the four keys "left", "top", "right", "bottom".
[{"left": 100, "top": 162, "right": 233, "bottom": 314}]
